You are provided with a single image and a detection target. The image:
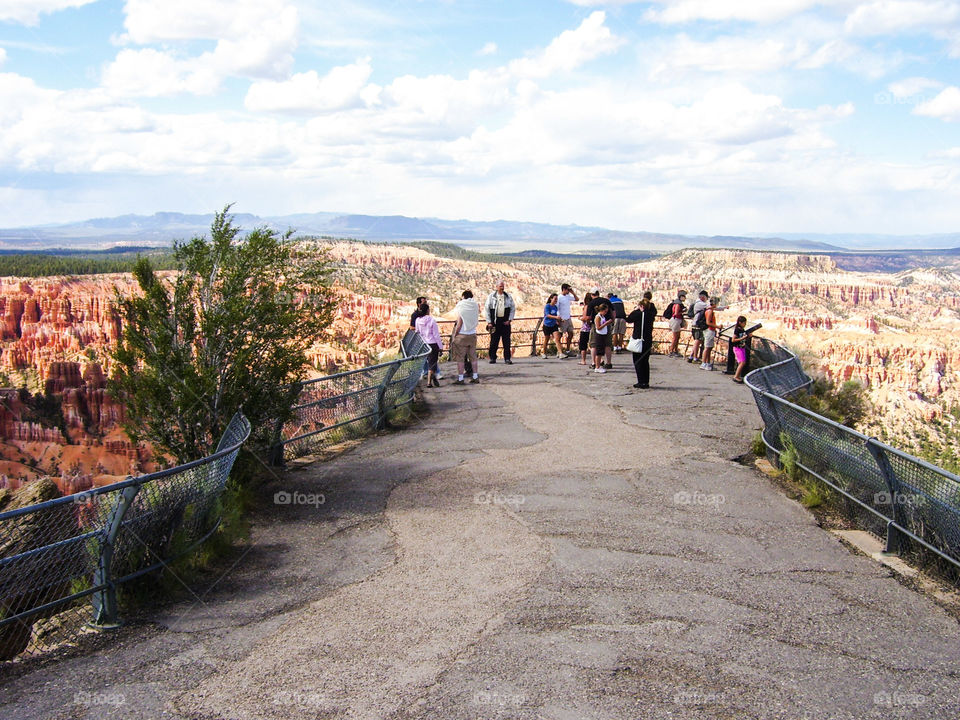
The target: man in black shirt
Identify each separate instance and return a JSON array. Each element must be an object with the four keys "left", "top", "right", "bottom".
[
  {"left": 586, "top": 288, "right": 614, "bottom": 369},
  {"left": 607, "top": 292, "right": 627, "bottom": 353}
]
